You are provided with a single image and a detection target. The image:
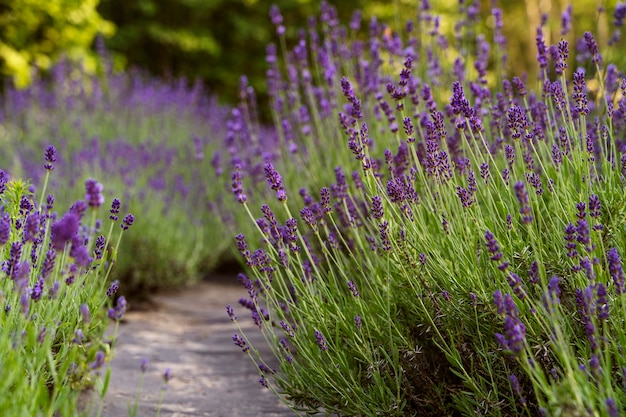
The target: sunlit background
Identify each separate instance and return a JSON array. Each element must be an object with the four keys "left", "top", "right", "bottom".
[{"left": 0, "top": 0, "right": 622, "bottom": 104}]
